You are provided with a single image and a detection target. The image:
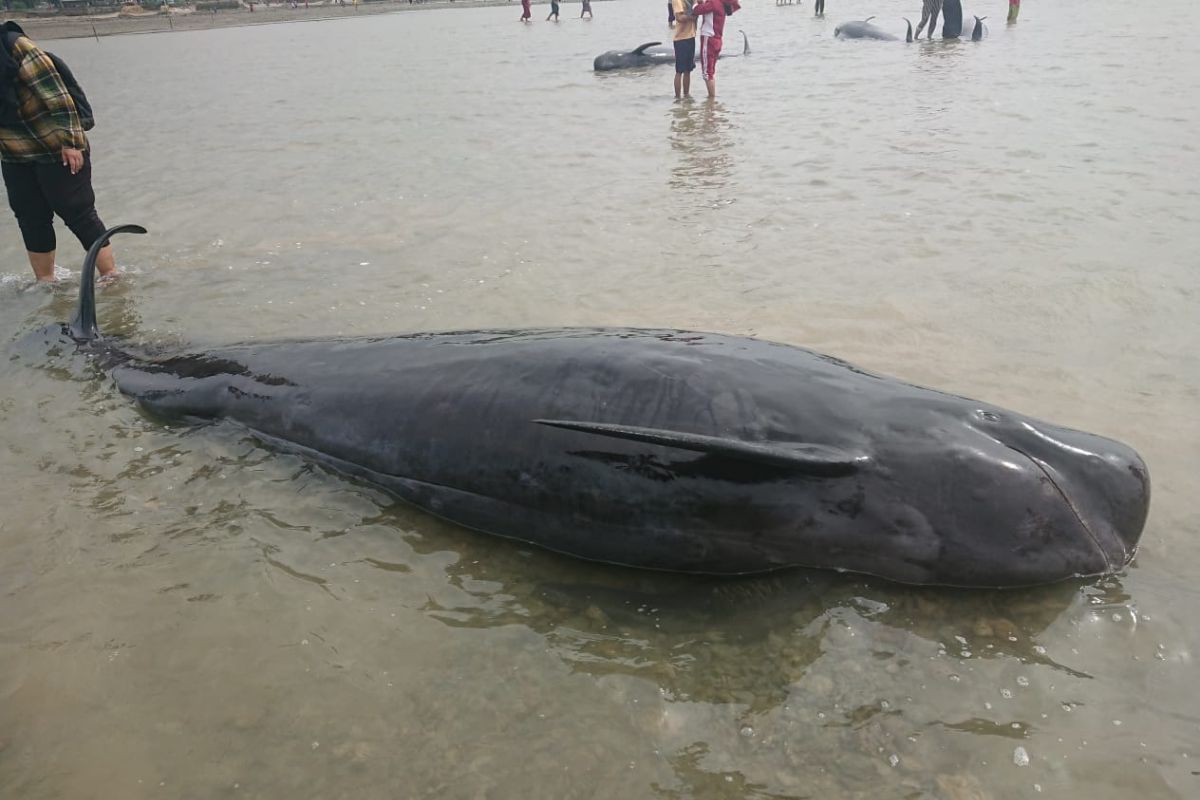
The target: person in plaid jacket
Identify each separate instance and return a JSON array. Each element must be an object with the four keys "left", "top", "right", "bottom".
[{"left": 0, "top": 22, "right": 117, "bottom": 283}]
